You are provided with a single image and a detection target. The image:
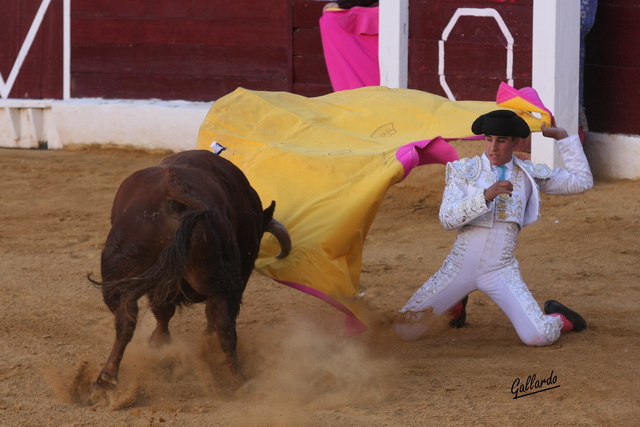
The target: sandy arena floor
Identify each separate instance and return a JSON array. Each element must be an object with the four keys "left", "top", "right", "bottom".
[{"left": 1, "top": 141, "right": 638, "bottom": 425}]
